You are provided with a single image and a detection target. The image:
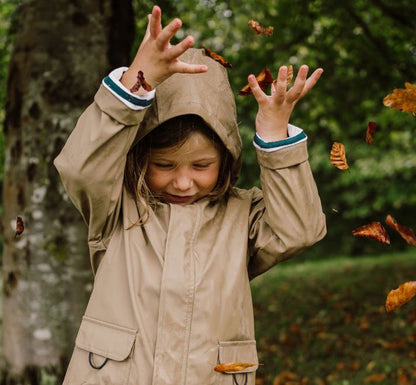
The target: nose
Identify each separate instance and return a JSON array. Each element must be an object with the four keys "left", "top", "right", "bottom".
[{"left": 172, "top": 169, "right": 193, "bottom": 192}]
